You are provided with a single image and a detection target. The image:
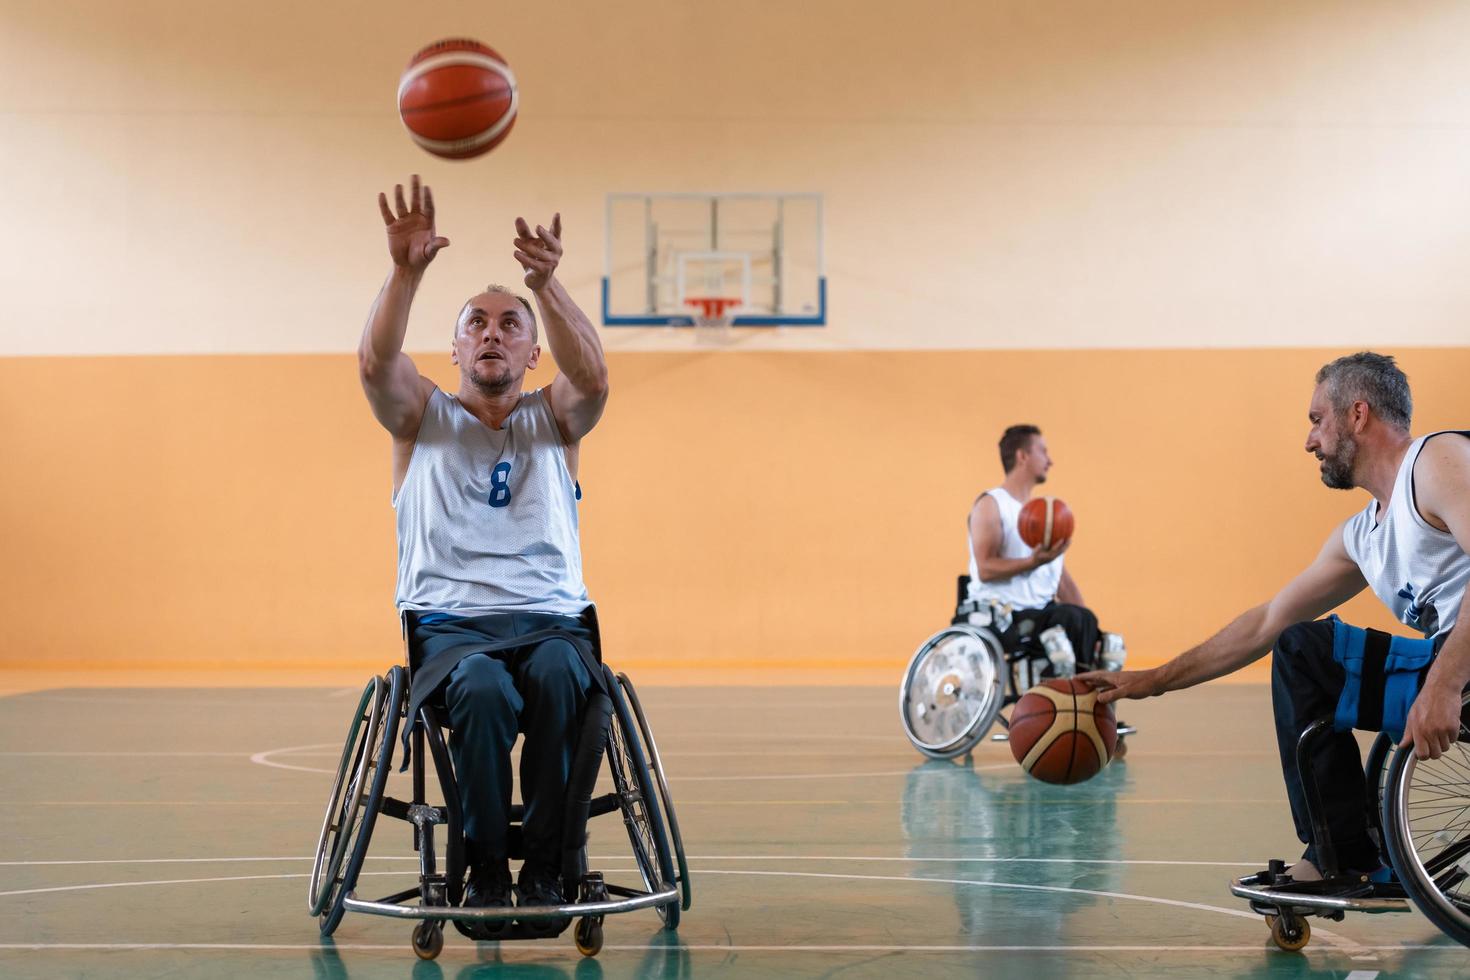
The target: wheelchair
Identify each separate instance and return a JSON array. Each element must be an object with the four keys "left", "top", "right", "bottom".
[
  {"left": 1230, "top": 689, "right": 1470, "bottom": 951},
  {"left": 307, "top": 607, "right": 691, "bottom": 960},
  {"left": 900, "top": 575, "right": 1136, "bottom": 760}
]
